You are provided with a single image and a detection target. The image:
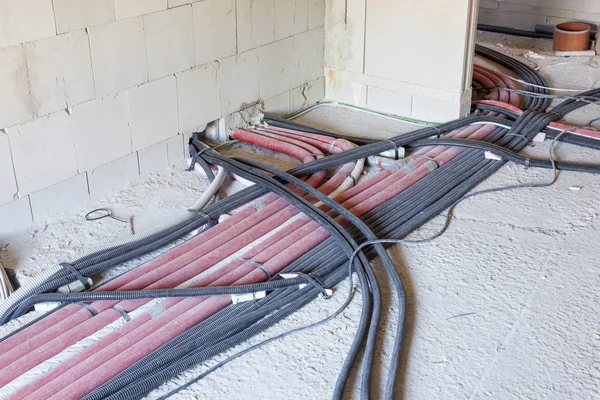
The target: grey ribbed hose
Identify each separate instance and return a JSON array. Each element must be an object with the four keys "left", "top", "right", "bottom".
[
  {"left": 91, "top": 113, "right": 561, "bottom": 399},
  {"left": 11, "top": 277, "right": 312, "bottom": 319}
]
